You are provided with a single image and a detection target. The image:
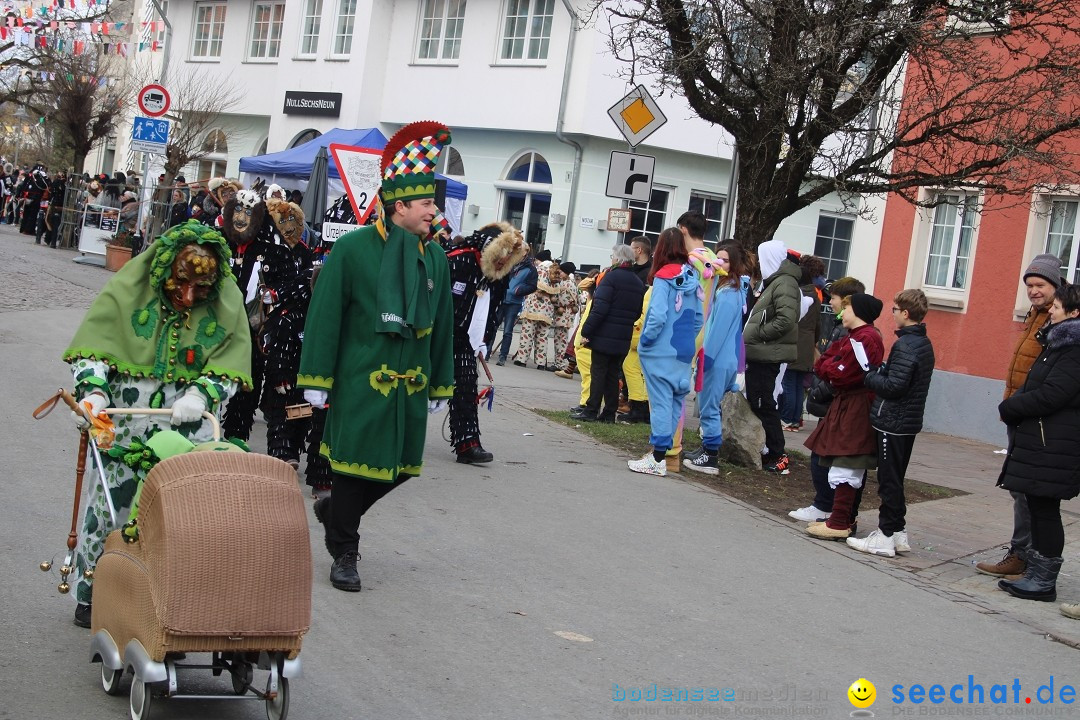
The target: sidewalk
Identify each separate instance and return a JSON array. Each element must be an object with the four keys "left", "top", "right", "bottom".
[{"left": 494, "top": 358, "right": 1080, "bottom": 648}]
